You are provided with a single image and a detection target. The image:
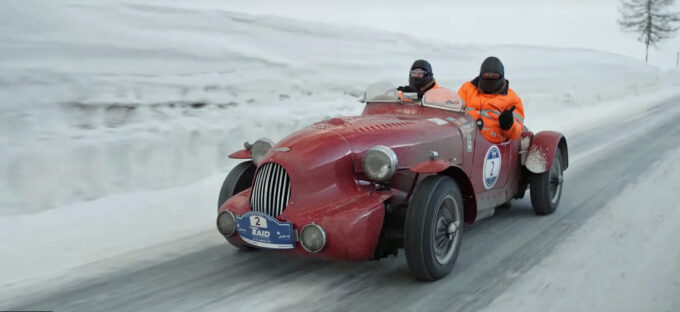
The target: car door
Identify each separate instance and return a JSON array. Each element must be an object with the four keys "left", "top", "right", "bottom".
[{"left": 472, "top": 134, "right": 513, "bottom": 210}]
